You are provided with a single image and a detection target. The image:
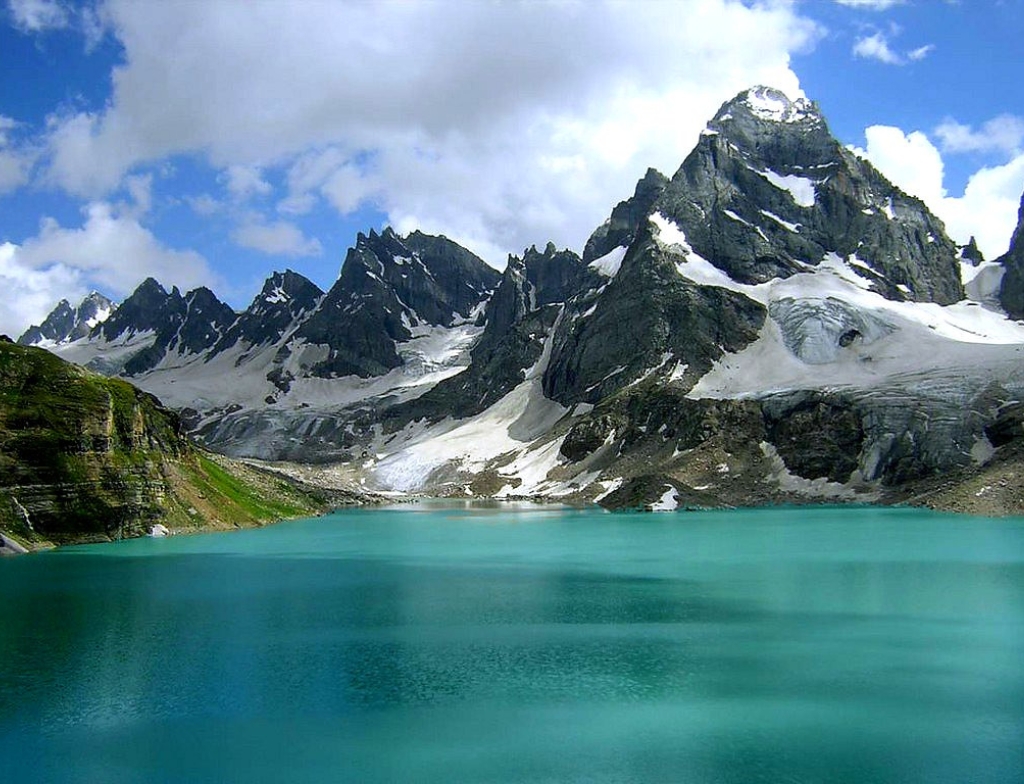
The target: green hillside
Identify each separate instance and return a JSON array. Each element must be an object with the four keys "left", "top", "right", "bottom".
[{"left": 0, "top": 339, "right": 336, "bottom": 549}]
